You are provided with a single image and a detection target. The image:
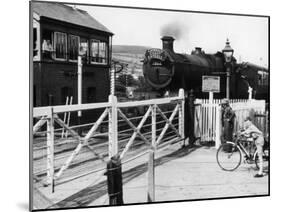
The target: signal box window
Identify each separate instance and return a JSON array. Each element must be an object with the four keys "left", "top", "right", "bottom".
[
  {"left": 90, "top": 39, "right": 108, "bottom": 64},
  {"left": 33, "top": 19, "right": 39, "bottom": 60},
  {"left": 33, "top": 28, "right": 38, "bottom": 59},
  {"left": 80, "top": 37, "right": 89, "bottom": 63},
  {"left": 42, "top": 29, "right": 54, "bottom": 60},
  {"left": 69, "top": 35, "right": 79, "bottom": 61},
  {"left": 54, "top": 32, "right": 67, "bottom": 60}
]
